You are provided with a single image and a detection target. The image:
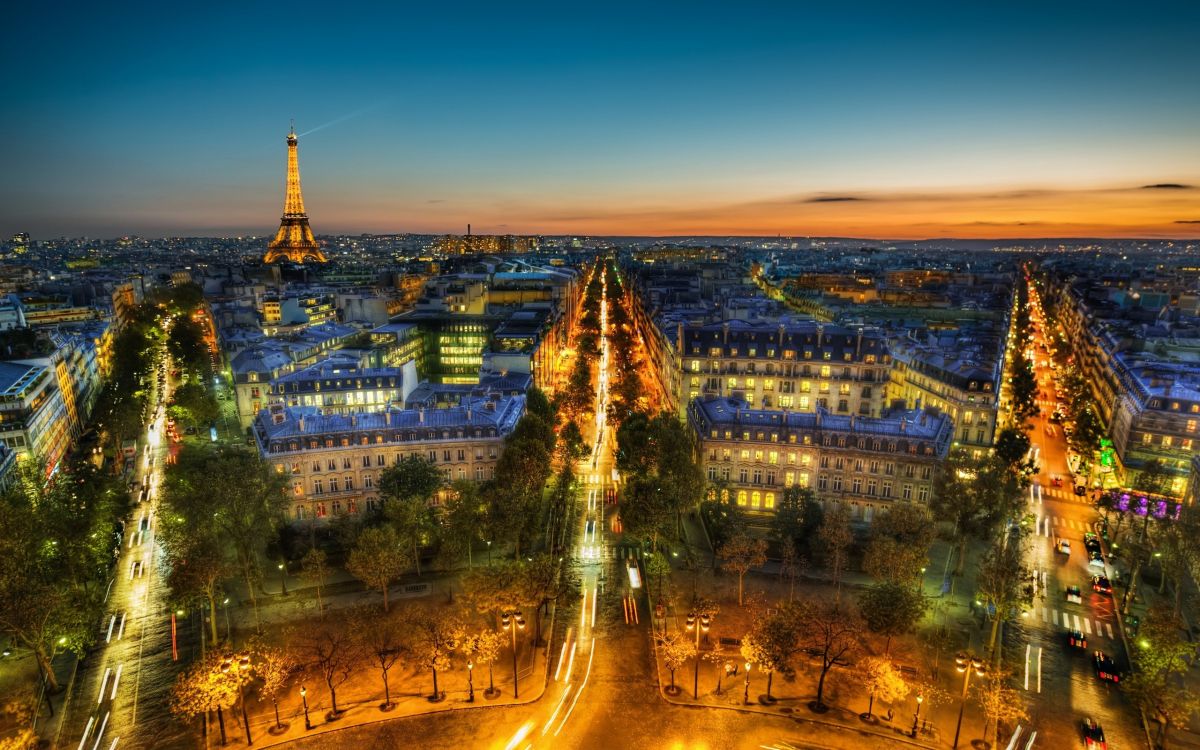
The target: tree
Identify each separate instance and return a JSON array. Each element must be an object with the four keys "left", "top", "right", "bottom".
[
  {"left": 489, "top": 418, "right": 554, "bottom": 558},
  {"left": 718, "top": 532, "right": 768, "bottom": 607},
  {"left": 623, "top": 474, "right": 675, "bottom": 552},
  {"left": 932, "top": 450, "right": 1010, "bottom": 576},
  {"left": 351, "top": 605, "right": 407, "bottom": 710},
  {"left": 858, "top": 656, "right": 909, "bottom": 720},
  {"left": 291, "top": 618, "right": 360, "bottom": 718},
  {"left": 558, "top": 421, "right": 587, "bottom": 465},
  {"left": 657, "top": 631, "right": 695, "bottom": 694},
  {"left": 977, "top": 534, "right": 1034, "bottom": 662},
  {"left": 161, "top": 526, "right": 229, "bottom": 644},
  {"left": 380, "top": 455, "right": 442, "bottom": 575},
  {"left": 249, "top": 640, "right": 296, "bottom": 733},
  {"left": 817, "top": 504, "right": 853, "bottom": 606},
  {"left": 161, "top": 445, "right": 289, "bottom": 633},
  {"left": 299, "top": 547, "right": 329, "bottom": 612},
  {"left": 779, "top": 538, "right": 806, "bottom": 603},
  {"left": 858, "top": 582, "right": 928, "bottom": 655},
  {"left": 1009, "top": 361, "right": 1039, "bottom": 425},
  {"left": 1125, "top": 670, "right": 1200, "bottom": 748},
  {"left": 992, "top": 427, "right": 1031, "bottom": 468},
  {"left": 169, "top": 381, "right": 219, "bottom": 427},
  {"left": 169, "top": 650, "right": 239, "bottom": 745},
  {"left": 975, "top": 670, "right": 1029, "bottom": 747},
  {"left": 615, "top": 411, "right": 655, "bottom": 476},
  {"left": 346, "top": 526, "right": 410, "bottom": 612},
  {"left": 407, "top": 607, "right": 462, "bottom": 701},
  {"left": 441, "top": 480, "right": 485, "bottom": 570},
  {"left": 771, "top": 486, "right": 823, "bottom": 555},
  {"left": 740, "top": 604, "right": 804, "bottom": 701},
  {"left": 459, "top": 628, "right": 505, "bottom": 698},
  {"left": 798, "top": 599, "right": 862, "bottom": 711},
  {"left": 462, "top": 559, "right": 527, "bottom": 624},
  {"left": 862, "top": 502, "right": 934, "bottom": 585},
  {"left": 1135, "top": 459, "right": 1175, "bottom": 497},
  {"left": 380, "top": 454, "right": 444, "bottom": 506}
]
